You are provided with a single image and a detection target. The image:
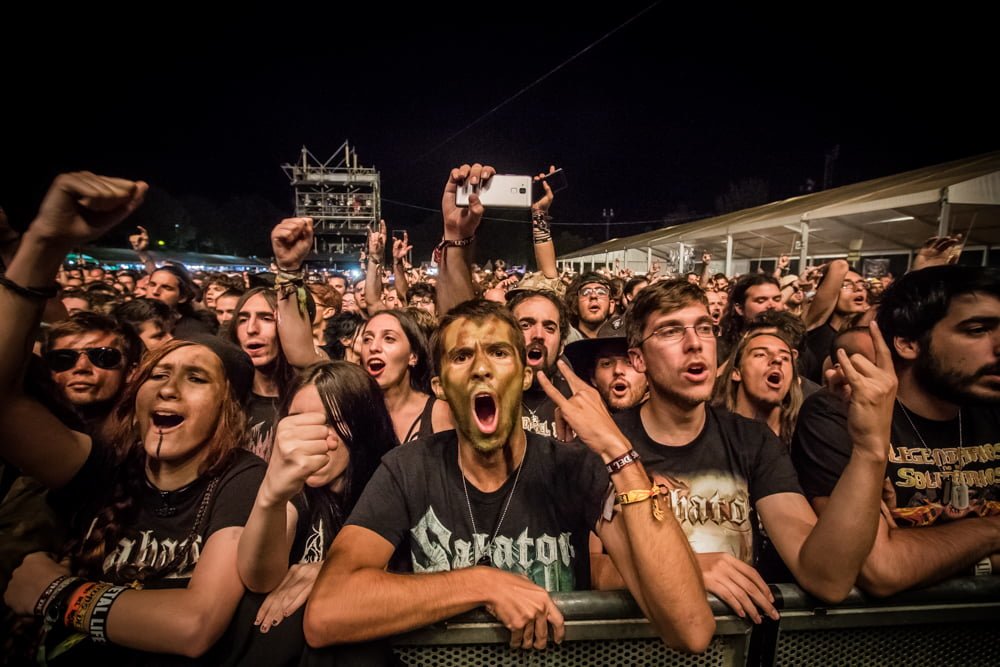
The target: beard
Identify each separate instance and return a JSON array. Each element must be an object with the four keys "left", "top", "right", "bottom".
[{"left": 914, "top": 346, "right": 1000, "bottom": 406}]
